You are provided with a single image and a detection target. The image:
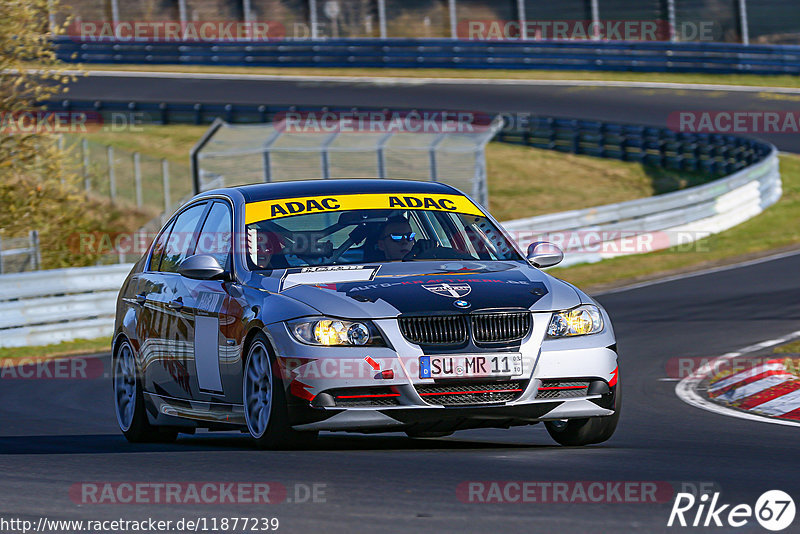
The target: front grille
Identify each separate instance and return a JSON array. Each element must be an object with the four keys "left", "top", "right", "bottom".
[
  {"left": 327, "top": 387, "right": 401, "bottom": 407},
  {"left": 536, "top": 380, "right": 590, "bottom": 400},
  {"left": 416, "top": 380, "right": 526, "bottom": 406},
  {"left": 399, "top": 315, "right": 468, "bottom": 345},
  {"left": 398, "top": 311, "right": 531, "bottom": 346},
  {"left": 471, "top": 312, "right": 531, "bottom": 343}
]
